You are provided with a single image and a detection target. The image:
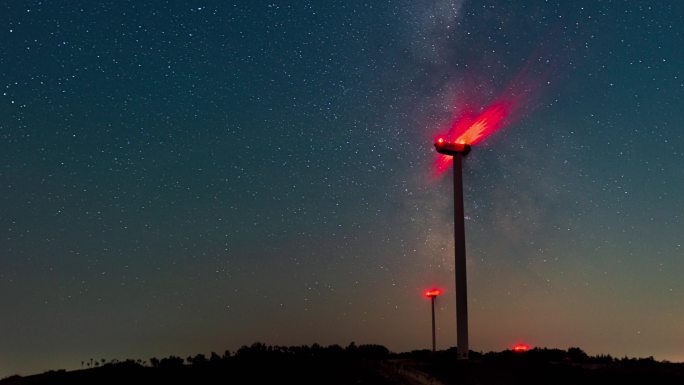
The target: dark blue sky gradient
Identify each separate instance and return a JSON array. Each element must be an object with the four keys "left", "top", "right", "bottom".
[{"left": 1, "top": 0, "right": 683, "bottom": 377}]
